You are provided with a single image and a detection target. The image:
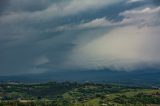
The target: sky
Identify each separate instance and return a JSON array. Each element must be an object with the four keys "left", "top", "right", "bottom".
[{"left": 0, "top": 0, "right": 160, "bottom": 75}]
